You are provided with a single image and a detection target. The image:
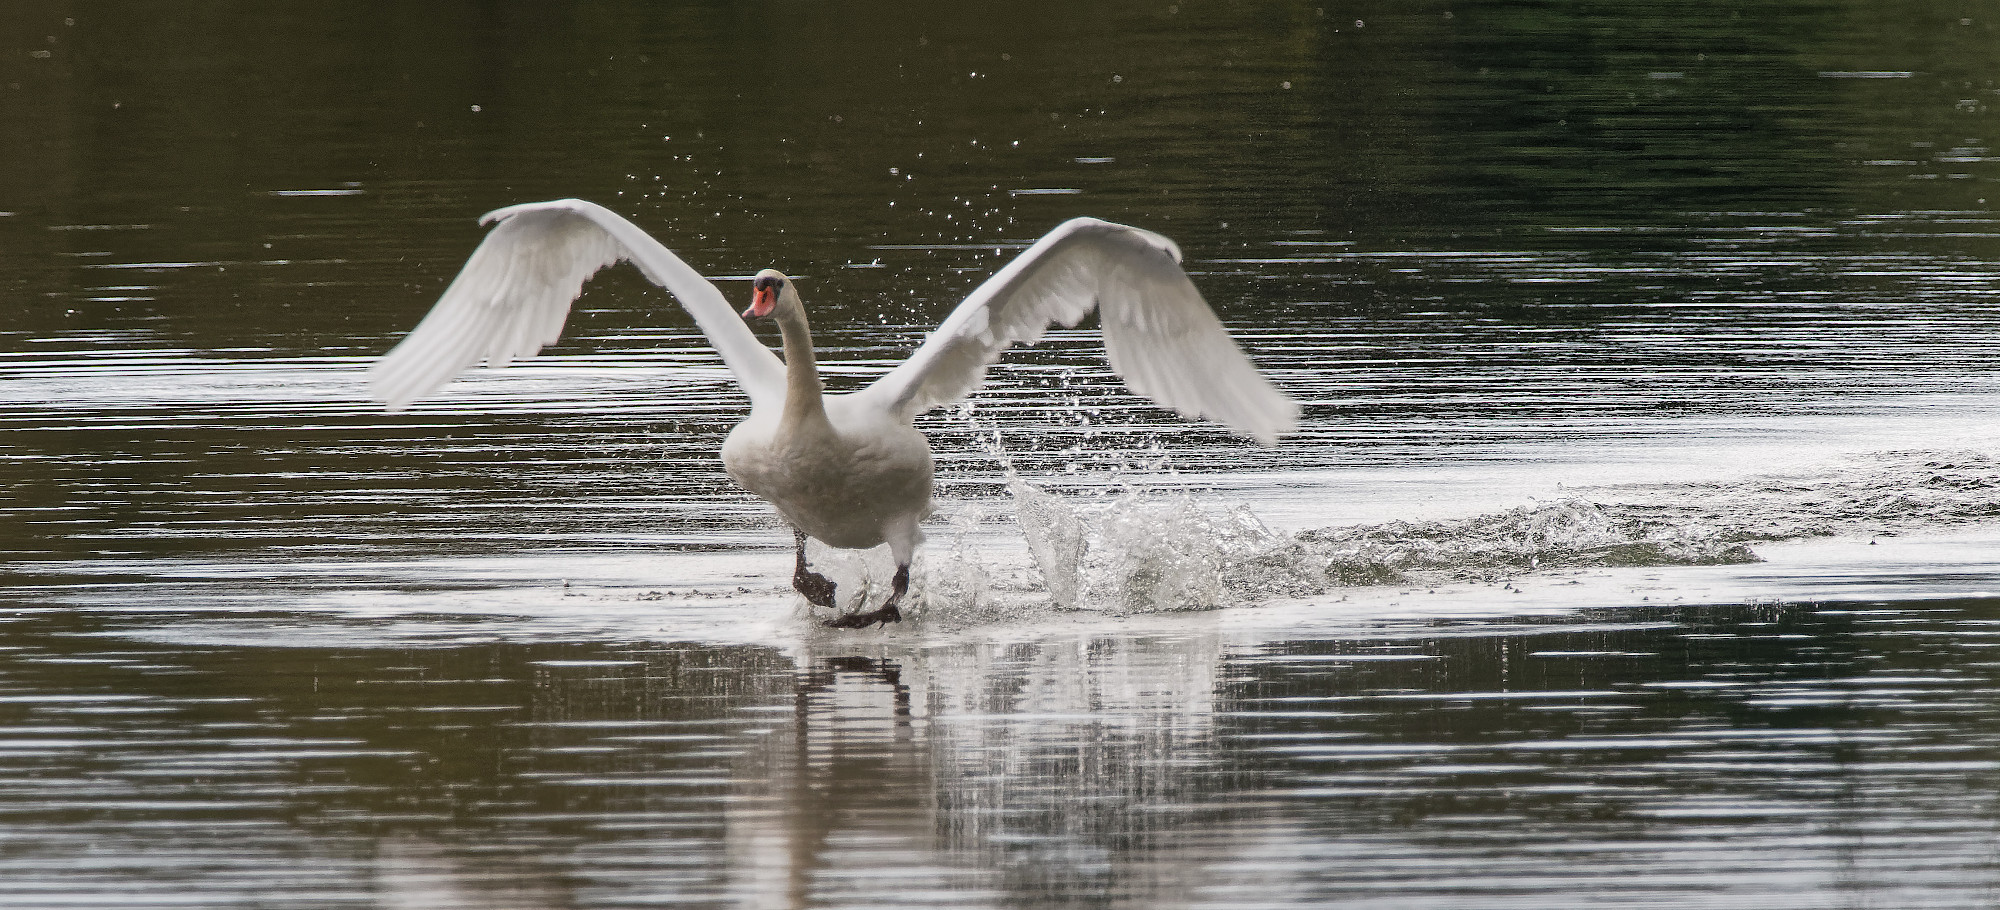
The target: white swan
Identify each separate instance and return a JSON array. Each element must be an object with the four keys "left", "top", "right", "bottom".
[{"left": 369, "top": 199, "right": 1298, "bottom": 627}]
